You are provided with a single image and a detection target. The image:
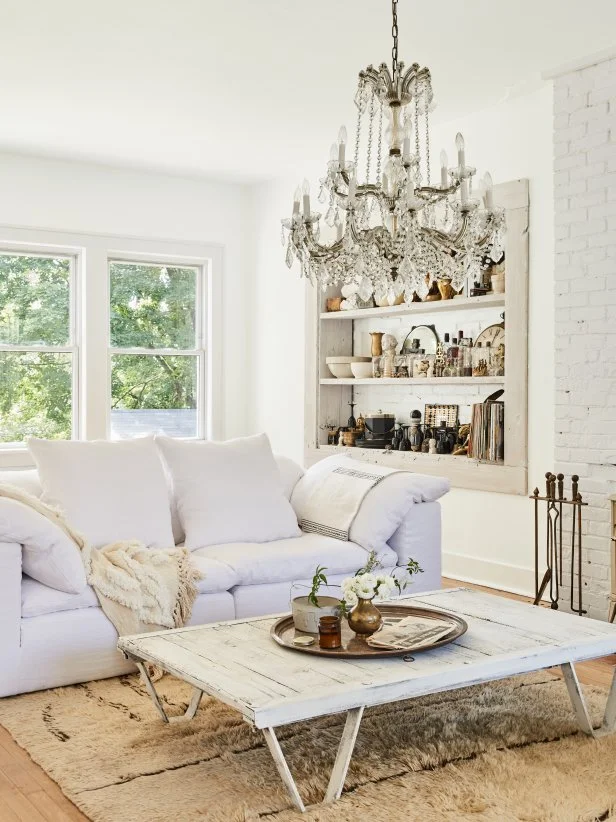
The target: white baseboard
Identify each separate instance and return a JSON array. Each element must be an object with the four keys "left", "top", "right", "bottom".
[{"left": 442, "top": 551, "right": 536, "bottom": 599}]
